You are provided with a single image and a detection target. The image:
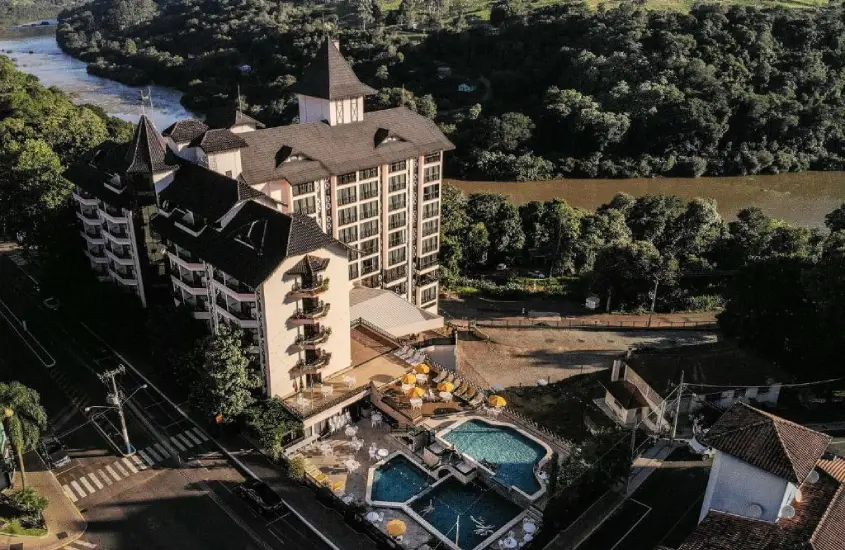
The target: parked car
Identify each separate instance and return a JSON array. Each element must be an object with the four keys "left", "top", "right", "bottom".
[
  {"left": 528, "top": 271, "right": 546, "bottom": 279},
  {"left": 235, "top": 479, "right": 284, "bottom": 516},
  {"left": 39, "top": 436, "right": 70, "bottom": 469}
]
